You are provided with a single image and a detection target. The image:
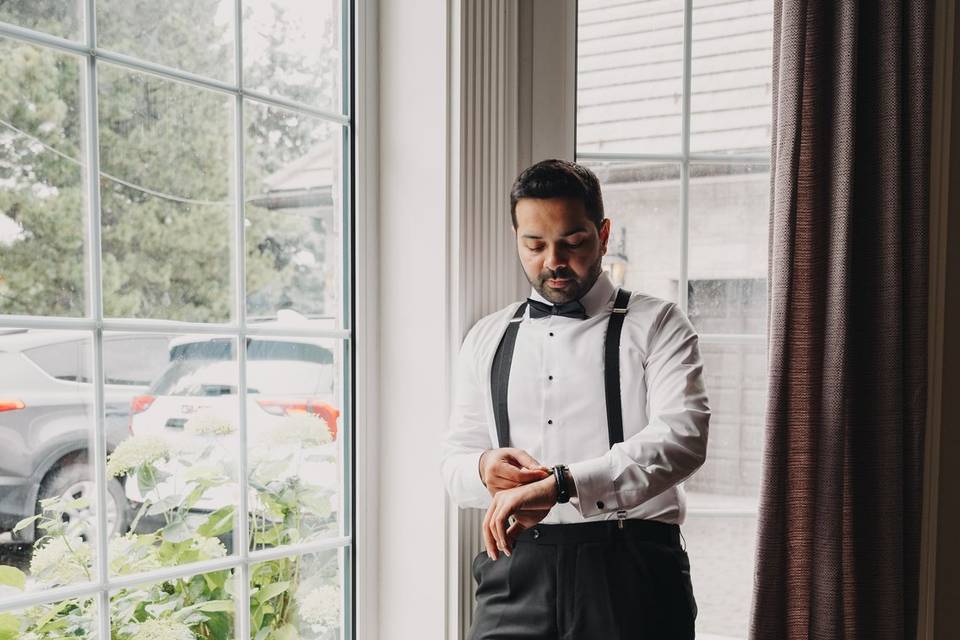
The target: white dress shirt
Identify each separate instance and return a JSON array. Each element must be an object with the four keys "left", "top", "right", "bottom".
[{"left": 441, "top": 271, "right": 710, "bottom": 524}]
